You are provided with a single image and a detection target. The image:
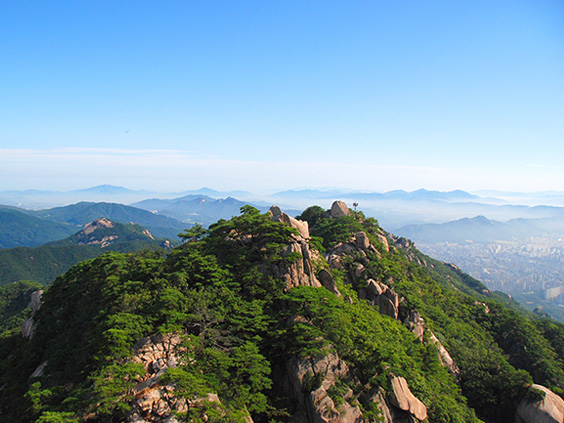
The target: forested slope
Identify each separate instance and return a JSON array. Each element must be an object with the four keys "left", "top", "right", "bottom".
[{"left": 0, "top": 202, "right": 562, "bottom": 423}]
